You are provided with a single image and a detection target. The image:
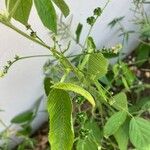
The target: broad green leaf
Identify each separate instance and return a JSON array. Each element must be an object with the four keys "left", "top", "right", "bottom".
[
  {"left": 104, "top": 111, "right": 127, "bottom": 137},
  {"left": 111, "top": 92, "right": 128, "bottom": 111},
  {"left": 52, "top": 0, "right": 70, "bottom": 17},
  {"left": 44, "top": 77, "right": 53, "bottom": 96},
  {"left": 47, "top": 89, "right": 74, "bottom": 150},
  {"left": 76, "top": 23, "right": 83, "bottom": 43},
  {"left": 76, "top": 120, "right": 102, "bottom": 150},
  {"left": 52, "top": 82, "right": 95, "bottom": 107},
  {"left": 88, "top": 52, "right": 109, "bottom": 80},
  {"left": 34, "top": 0, "right": 57, "bottom": 33},
  {"left": 114, "top": 119, "right": 129, "bottom": 150},
  {"left": 129, "top": 117, "right": 150, "bottom": 148},
  {"left": 6, "top": 0, "right": 32, "bottom": 25},
  {"left": 11, "top": 111, "right": 33, "bottom": 124}
]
